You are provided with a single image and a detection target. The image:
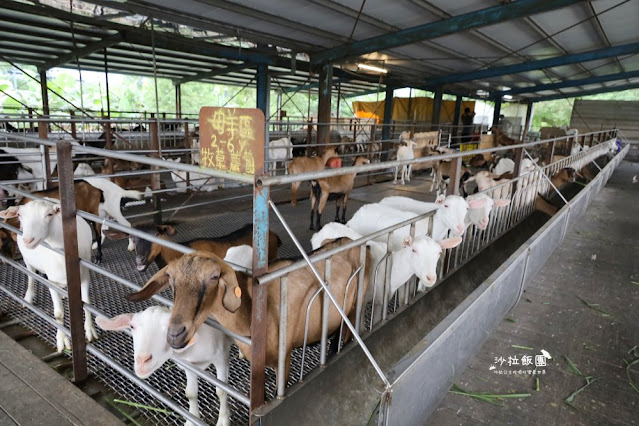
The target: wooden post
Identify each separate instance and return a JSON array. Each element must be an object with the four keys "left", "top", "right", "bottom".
[
  {"left": 69, "top": 110, "right": 77, "bottom": 139},
  {"left": 149, "top": 120, "right": 162, "bottom": 224},
  {"left": 56, "top": 141, "right": 88, "bottom": 383},
  {"left": 446, "top": 157, "right": 462, "bottom": 196}
]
